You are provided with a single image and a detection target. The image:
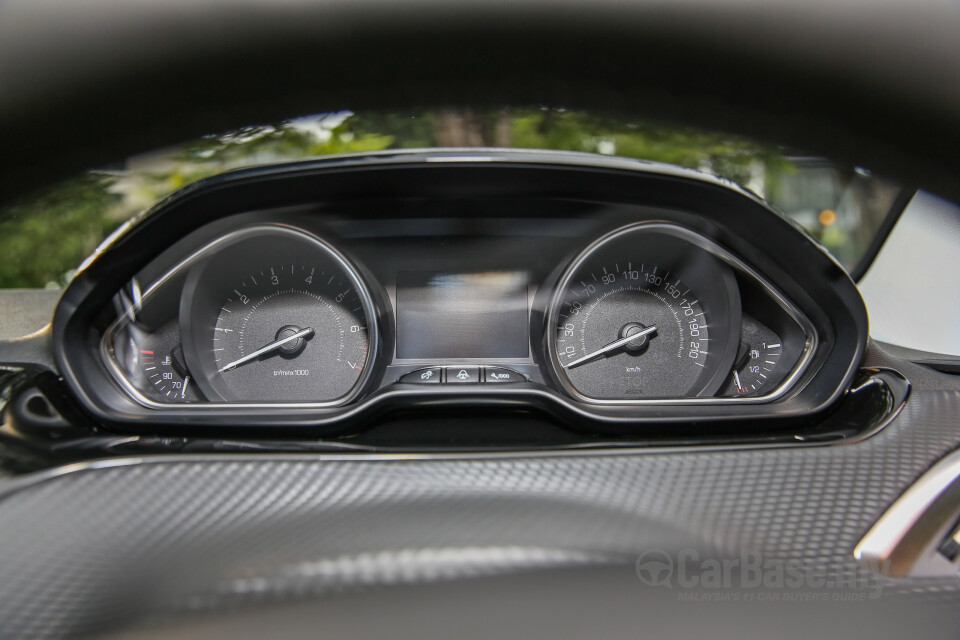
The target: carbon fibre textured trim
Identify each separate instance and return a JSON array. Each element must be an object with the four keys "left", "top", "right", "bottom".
[{"left": 0, "top": 389, "right": 959, "bottom": 637}]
